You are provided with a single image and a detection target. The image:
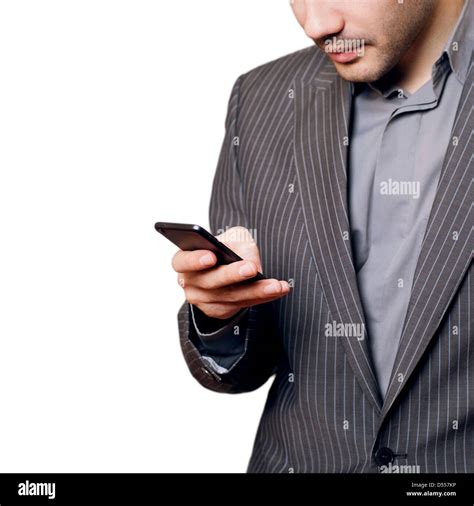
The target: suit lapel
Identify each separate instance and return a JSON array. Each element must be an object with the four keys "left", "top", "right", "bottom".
[
  {"left": 380, "top": 60, "right": 474, "bottom": 421},
  {"left": 293, "top": 56, "right": 383, "bottom": 413}
]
